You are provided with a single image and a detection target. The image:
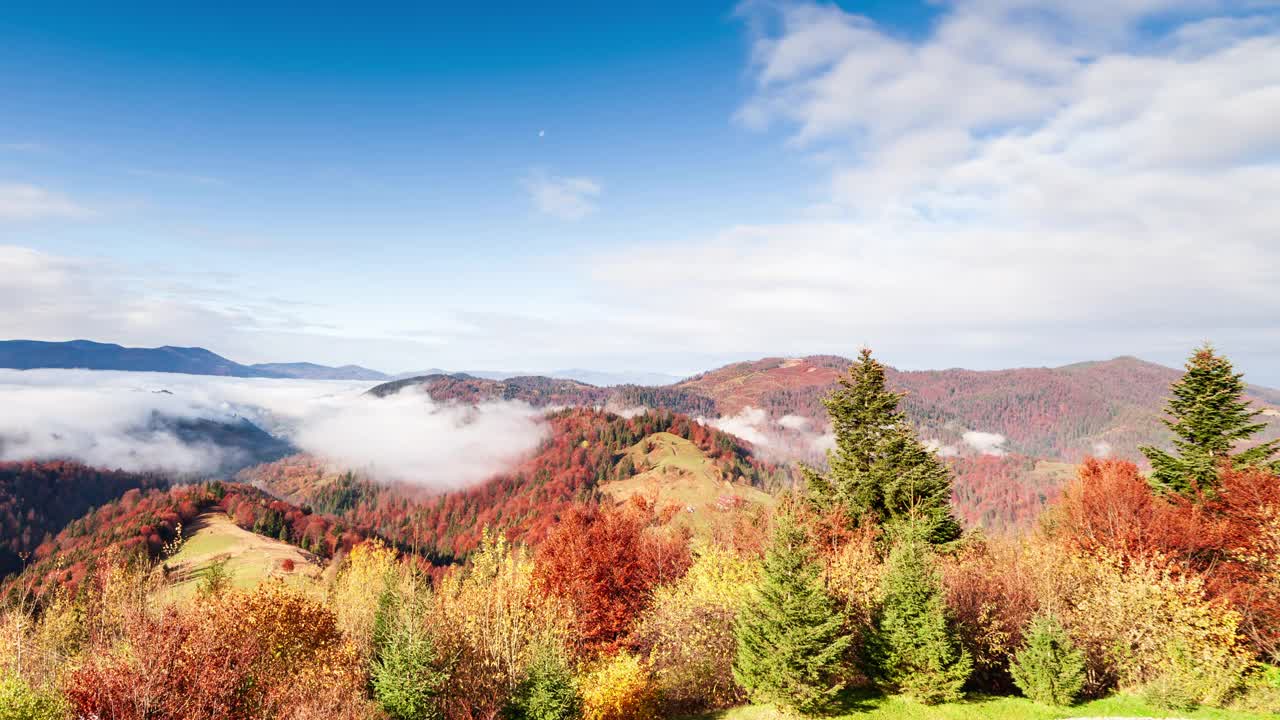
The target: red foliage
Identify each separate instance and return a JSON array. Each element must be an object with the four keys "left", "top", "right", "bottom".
[
  {"left": 534, "top": 499, "right": 691, "bottom": 653},
  {"left": 1055, "top": 458, "right": 1158, "bottom": 556}
]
